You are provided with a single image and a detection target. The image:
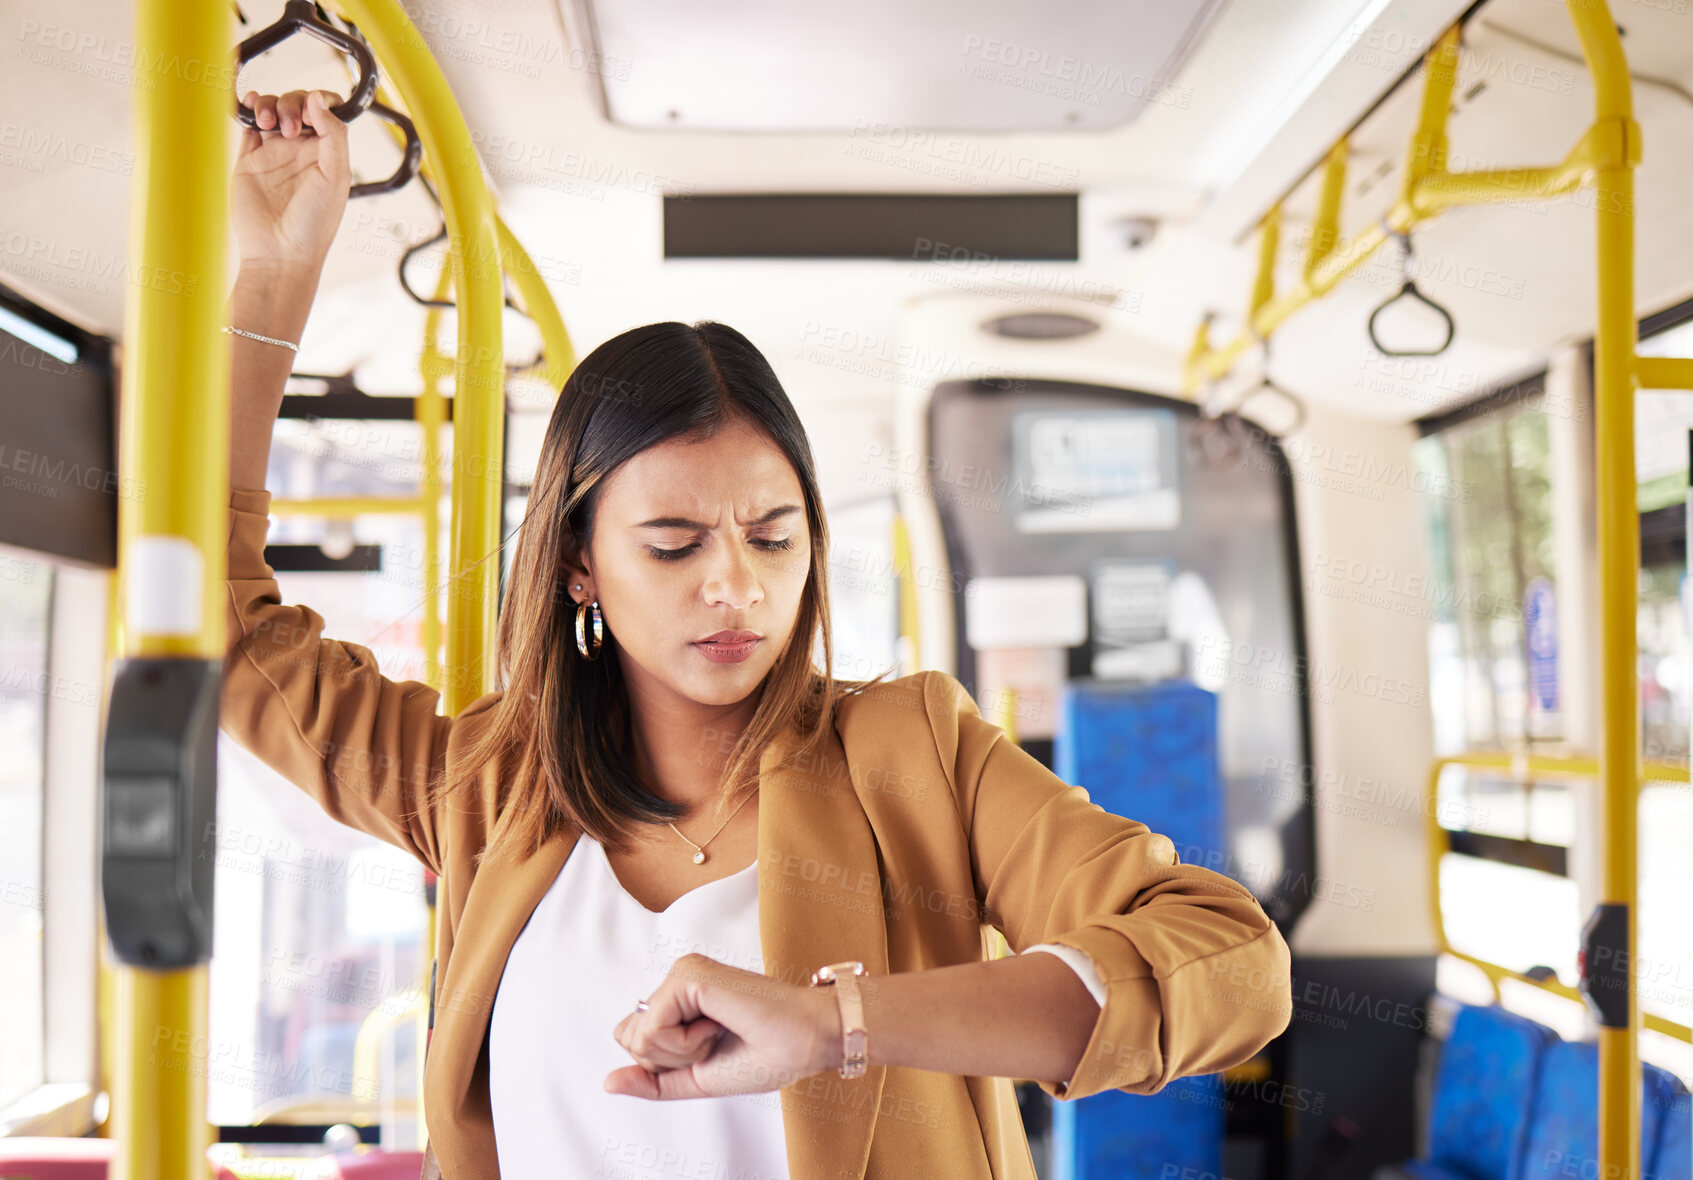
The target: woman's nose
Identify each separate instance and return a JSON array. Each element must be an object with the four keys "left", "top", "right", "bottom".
[{"left": 702, "top": 542, "right": 764, "bottom": 609}]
